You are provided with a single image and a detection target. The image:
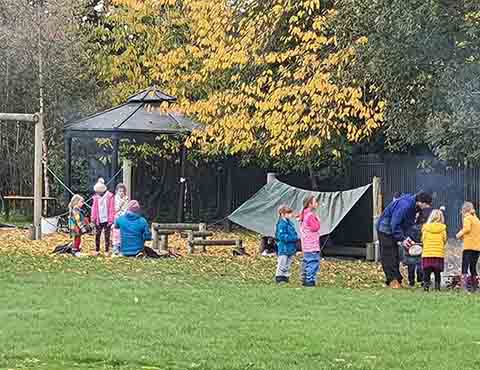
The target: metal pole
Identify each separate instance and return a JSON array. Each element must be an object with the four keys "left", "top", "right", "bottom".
[
  {"left": 33, "top": 113, "right": 43, "bottom": 240},
  {"left": 112, "top": 137, "right": 120, "bottom": 189}
]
